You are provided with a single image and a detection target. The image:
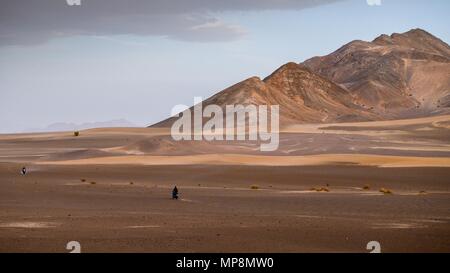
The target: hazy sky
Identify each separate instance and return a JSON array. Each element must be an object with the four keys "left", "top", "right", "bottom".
[{"left": 1, "top": 0, "right": 449, "bottom": 133}]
